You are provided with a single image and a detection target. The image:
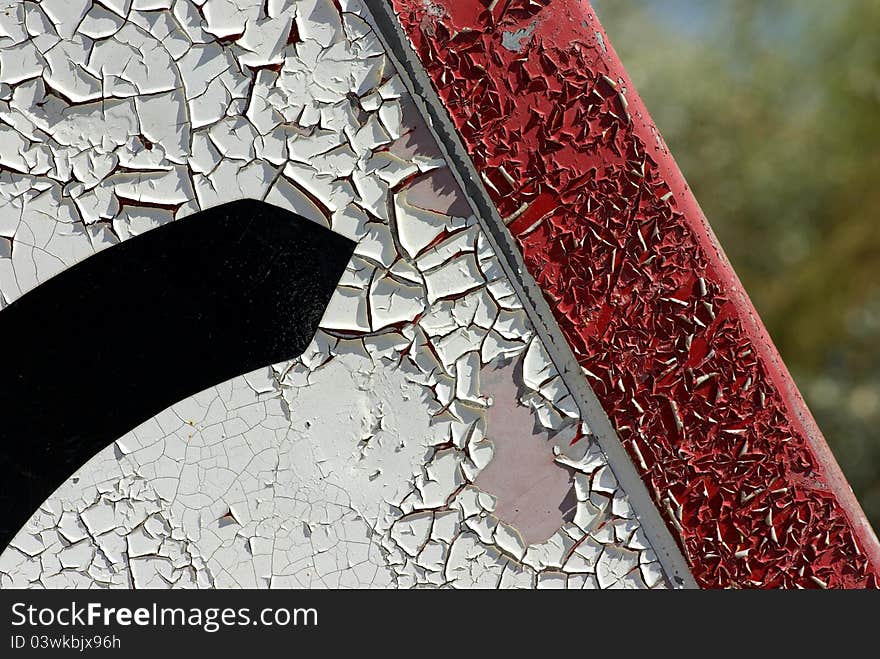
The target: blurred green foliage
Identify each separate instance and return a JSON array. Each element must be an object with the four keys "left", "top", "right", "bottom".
[{"left": 593, "top": 0, "right": 880, "bottom": 526}]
